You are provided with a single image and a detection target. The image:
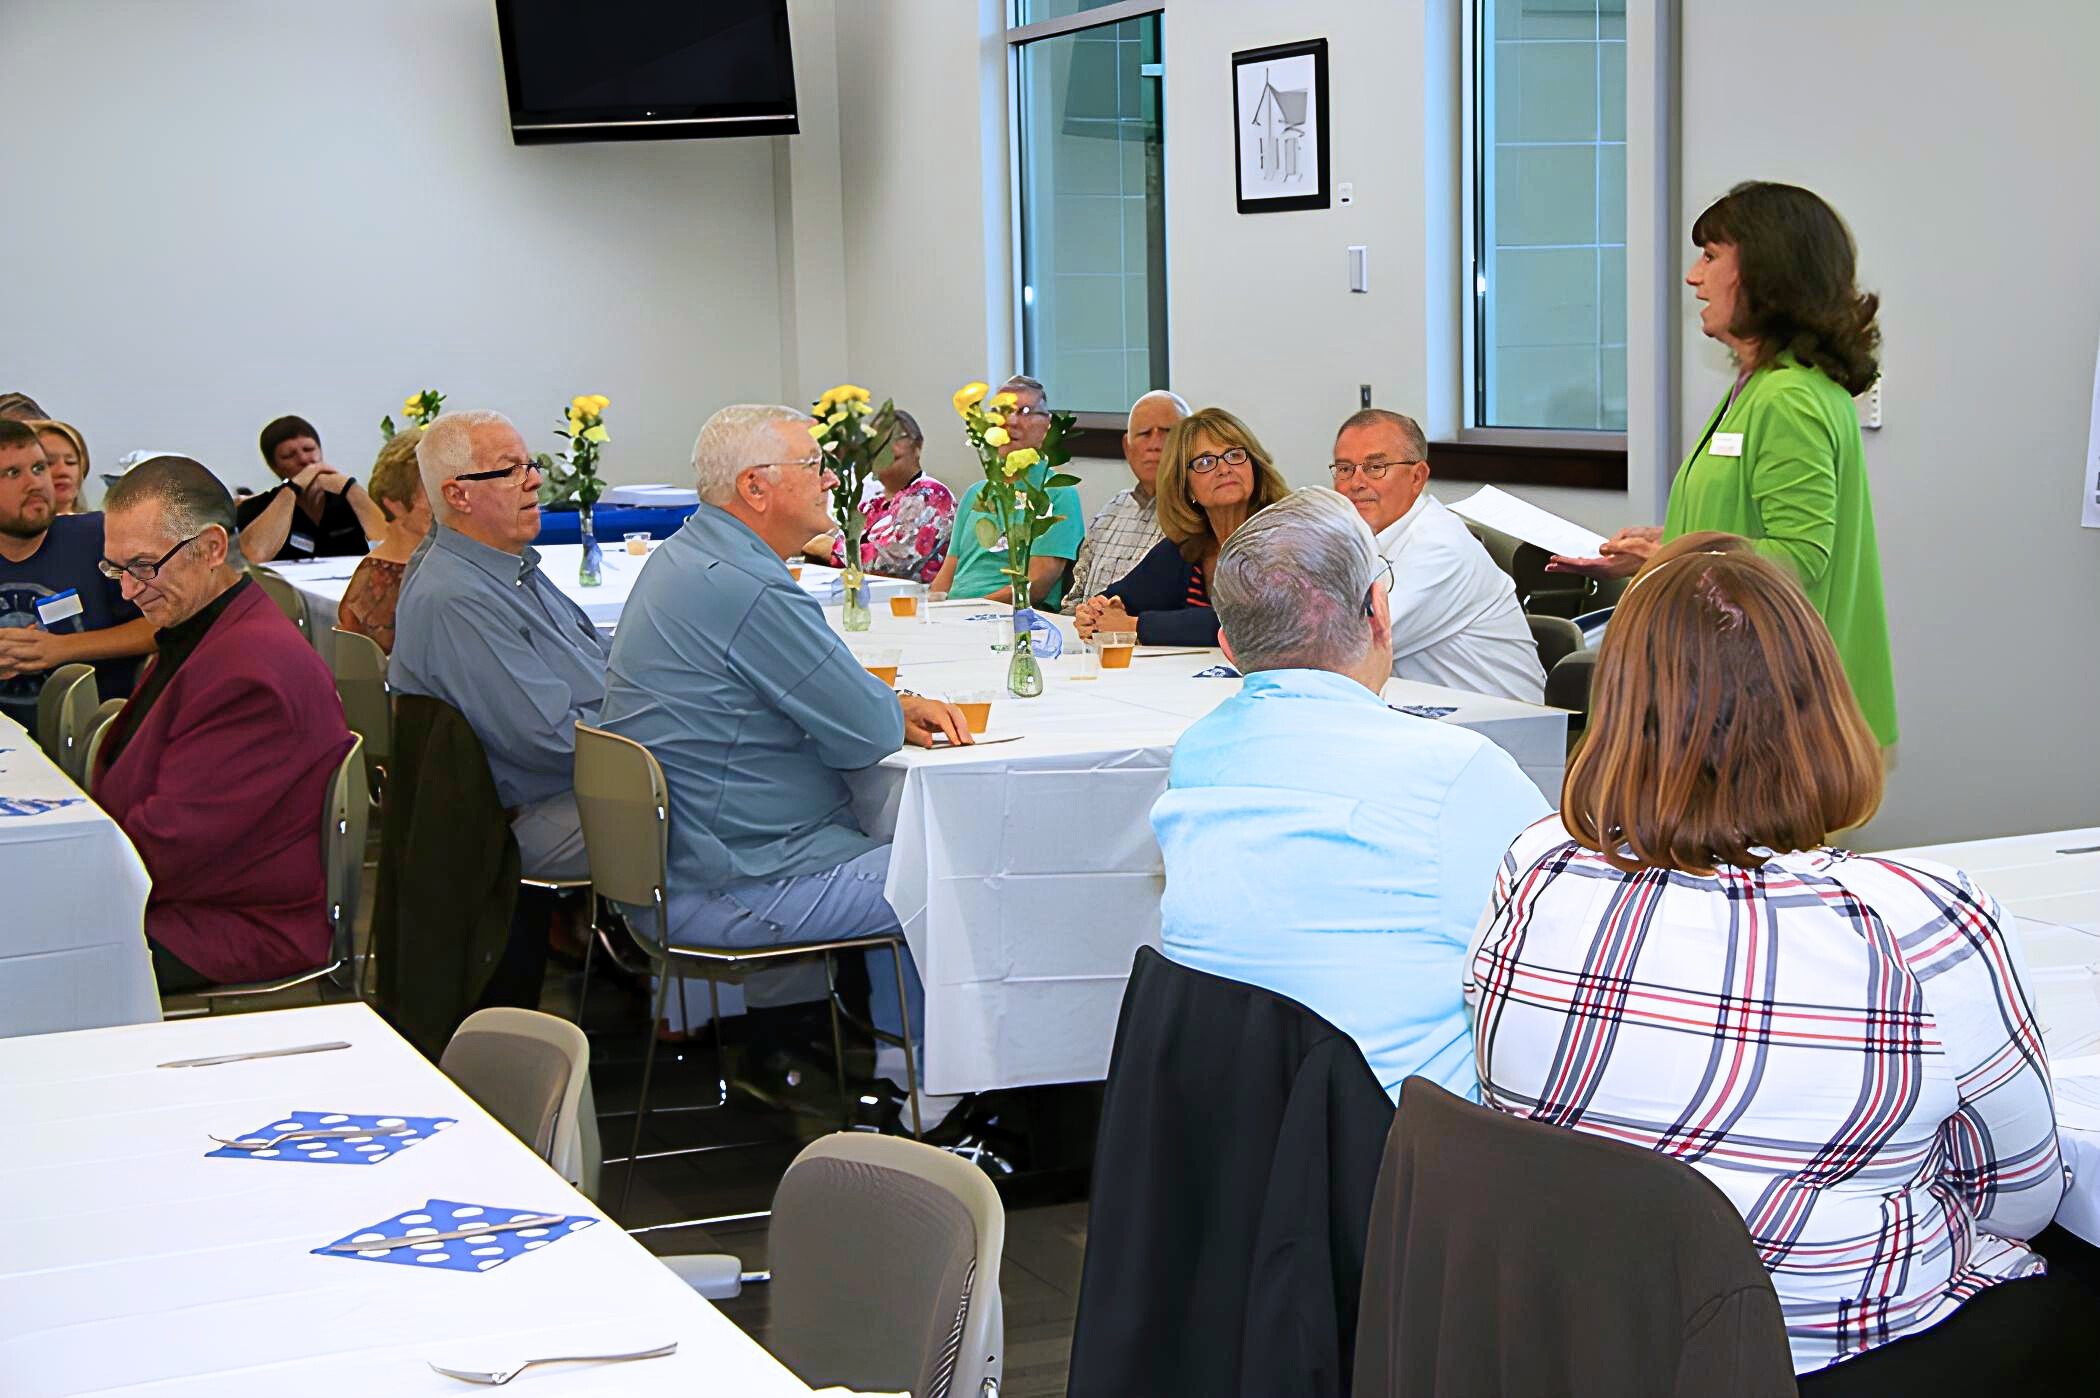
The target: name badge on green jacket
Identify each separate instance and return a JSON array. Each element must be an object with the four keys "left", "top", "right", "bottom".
[{"left": 1709, "top": 431, "right": 1745, "bottom": 457}]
